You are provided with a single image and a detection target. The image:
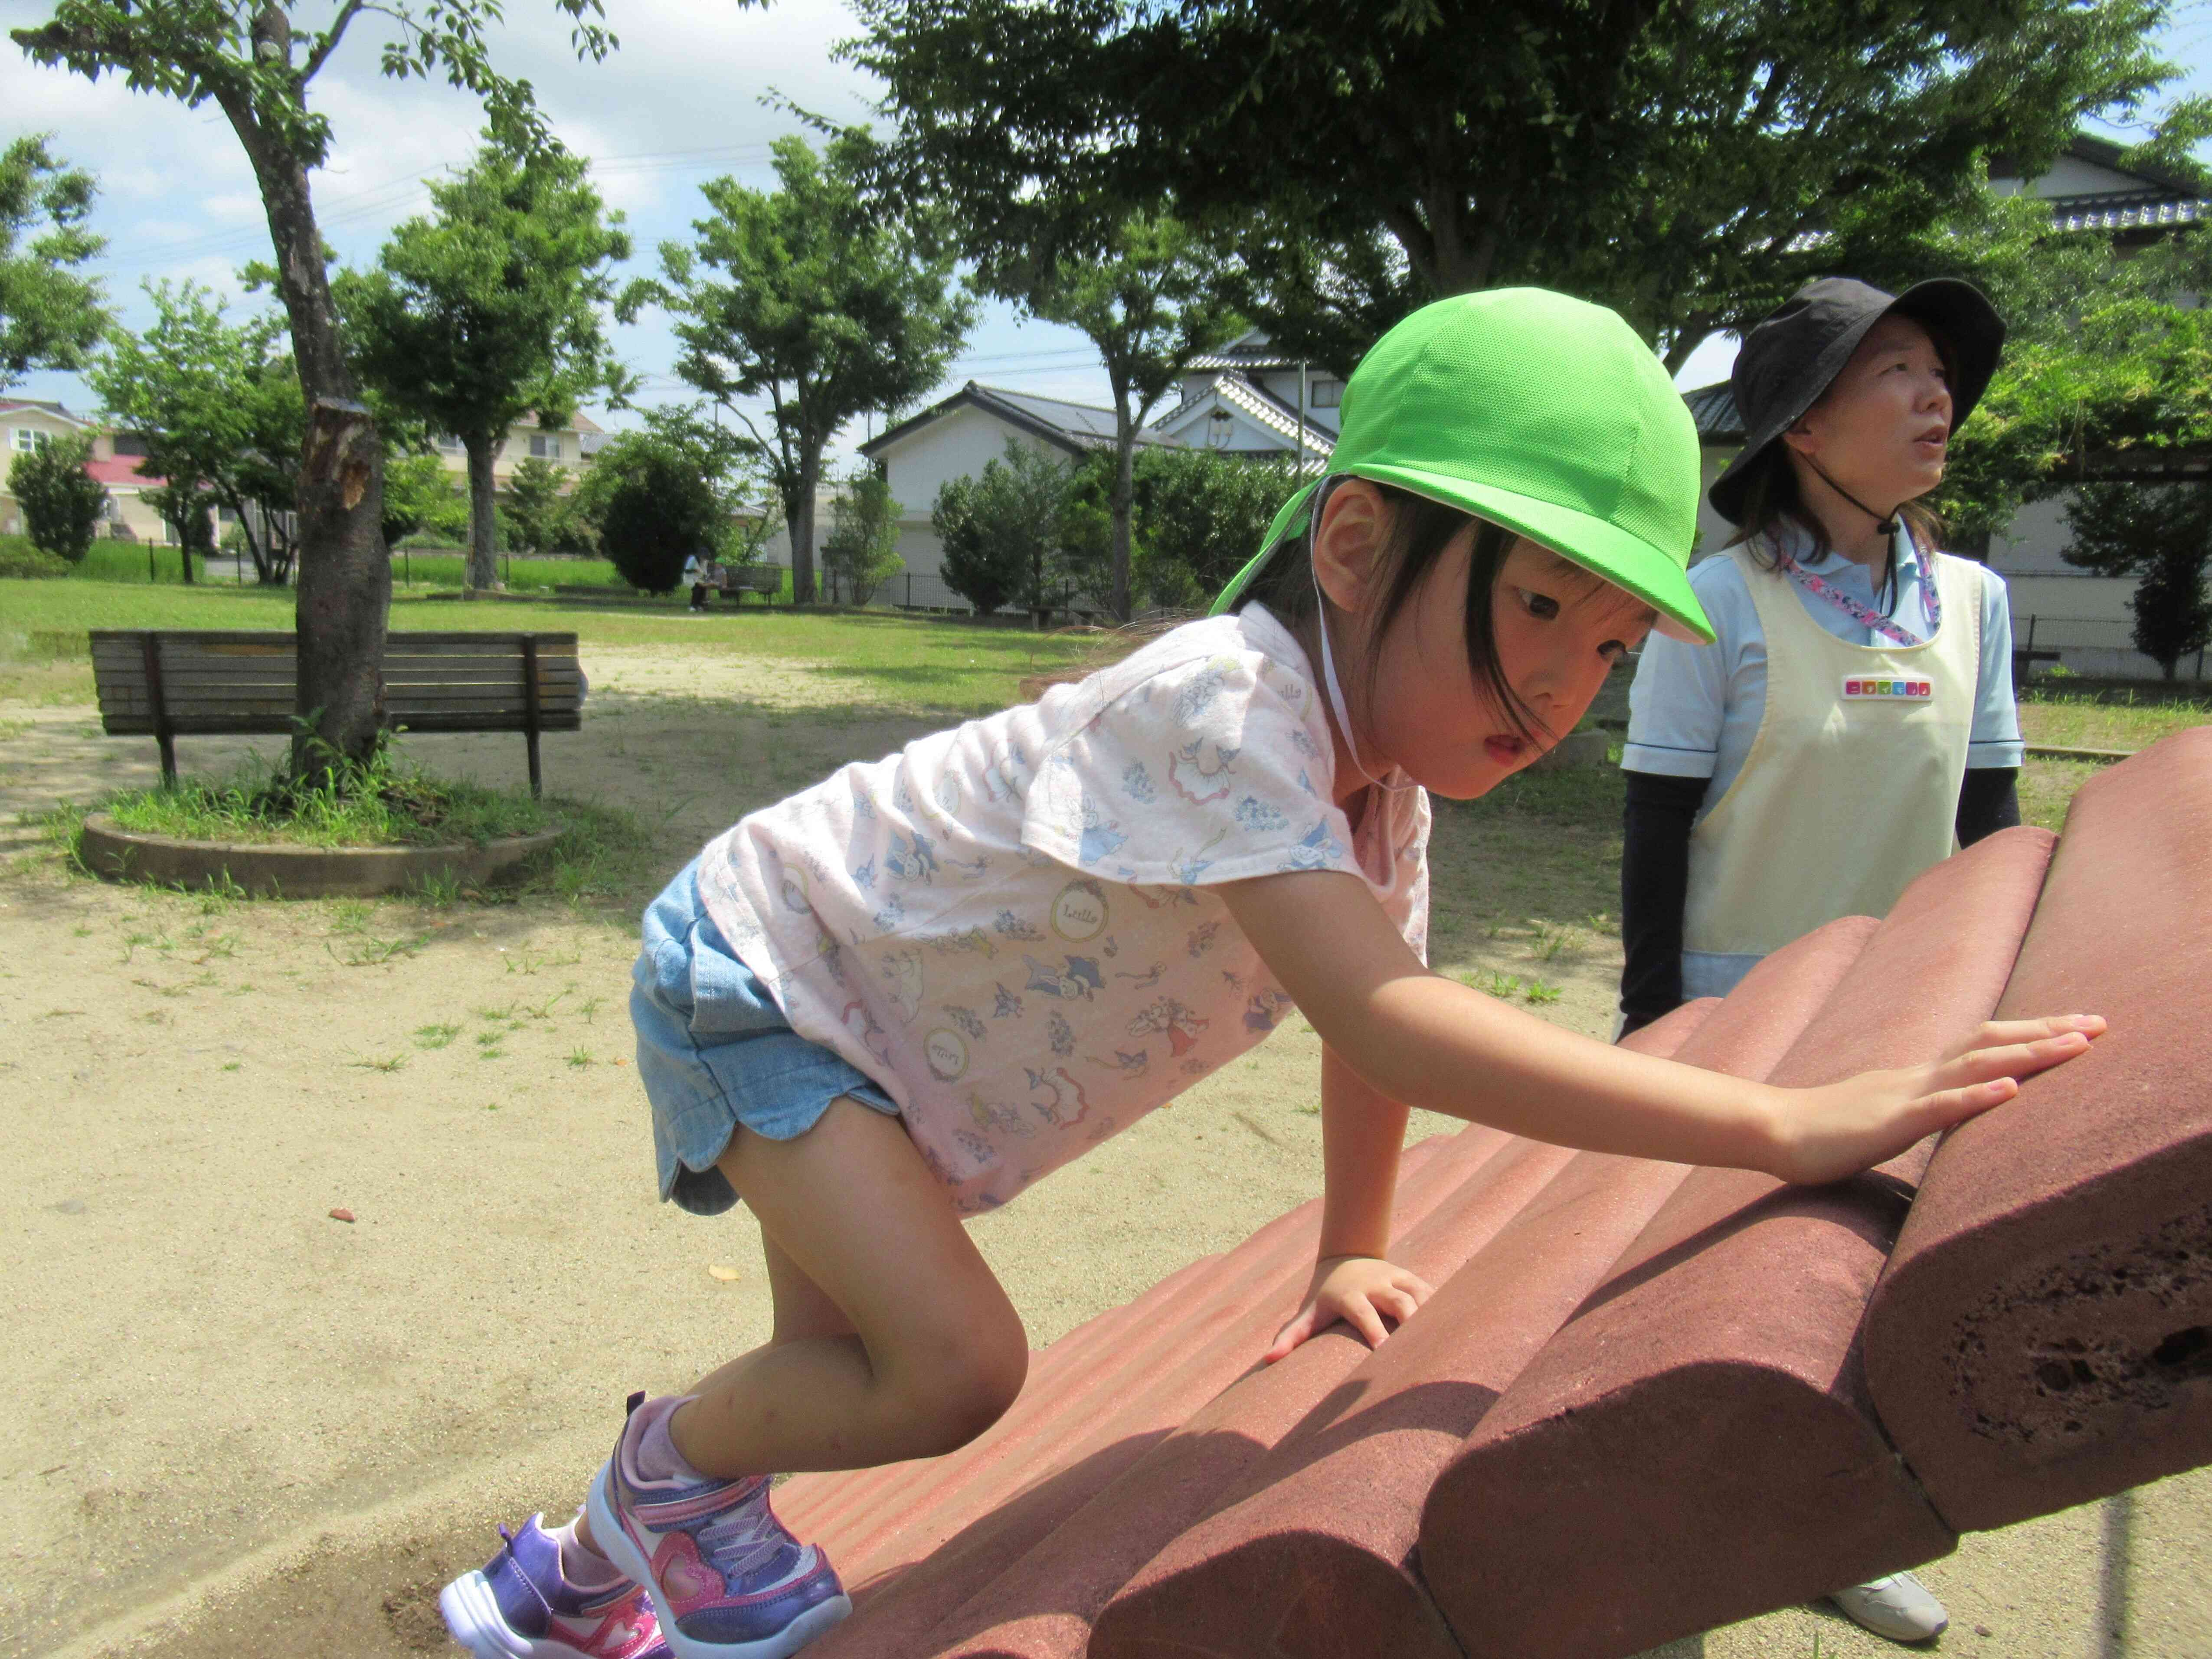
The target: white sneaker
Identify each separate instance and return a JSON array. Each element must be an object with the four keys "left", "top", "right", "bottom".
[{"left": 1830, "top": 1571, "right": 1949, "bottom": 1643}]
